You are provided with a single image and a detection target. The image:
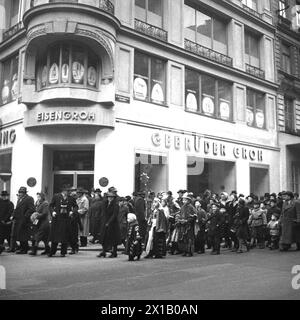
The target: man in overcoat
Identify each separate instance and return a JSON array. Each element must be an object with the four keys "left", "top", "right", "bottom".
[
  {"left": 134, "top": 191, "right": 147, "bottom": 243},
  {"left": 0, "top": 191, "right": 14, "bottom": 254},
  {"left": 76, "top": 188, "right": 89, "bottom": 247},
  {"left": 279, "top": 191, "right": 297, "bottom": 251},
  {"left": 293, "top": 198, "right": 300, "bottom": 251},
  {"left": 97, "top": 192, "right": 121, "bottom": 258},
  {"left": 12, "top": 187, "right": 35, "bottom": 254},
  {"left": 49, "top": 186, "right": 78, "bottom": 257}
]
